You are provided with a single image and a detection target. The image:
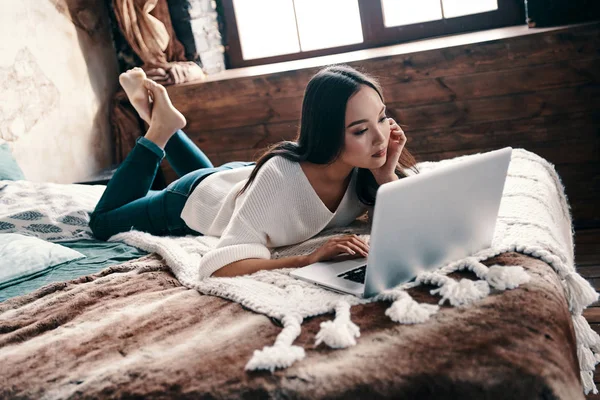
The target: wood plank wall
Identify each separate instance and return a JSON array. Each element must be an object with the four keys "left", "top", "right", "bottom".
[{"left": 166, "top": 22, "right": 600, "bottom": 228}]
